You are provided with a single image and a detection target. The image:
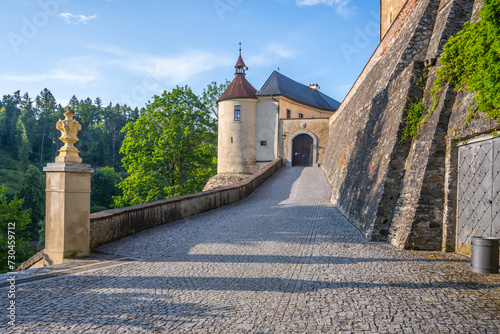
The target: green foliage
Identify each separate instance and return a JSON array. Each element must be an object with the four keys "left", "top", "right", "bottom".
[
  {"left": 18, "top": 165, "right": 45, "bottom": 240},
  {"left": 435, "top": 0, "right": 500, "bottom": 122},
  {"left": 0, "top": 168, "right": 23, "bottom": 197},
  {"left": 401, "top": 99, "right": 426, "bottom": 142},
  {"left": 91, "top": 167, "right": 123, "bottom": 212},
  {"left": 0, "top": 187, "right": 36, "bottom": 273},
  {"left": 15, "top": 116, "right": 31, "bottom": 171},
  {"left": 37, "top": 219, "right": 45, "bottom": 250},
  {"left": 115, "top": 85, "right": 217, "bottom": 207},
  {"left": 202, "top": 80, "right": 230, "bottom": 119},
  {"left": 0, "top": 152, "right": 20, "bottom": 170}
]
